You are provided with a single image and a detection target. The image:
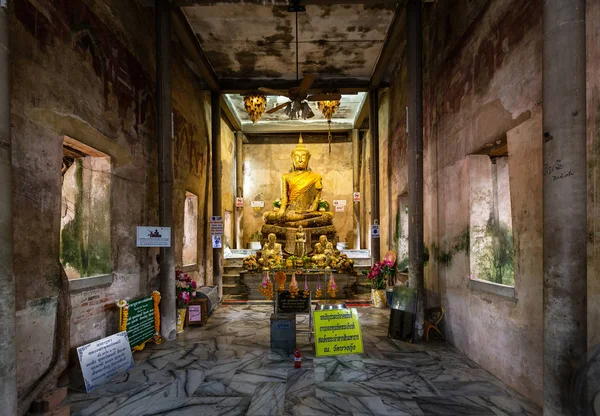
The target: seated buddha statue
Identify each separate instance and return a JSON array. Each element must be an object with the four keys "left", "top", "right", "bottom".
[
  {"left": 311, "top": 235, "right": 334, "bottom": 268},
  {"left": 259, "top": 233, "right": 282, "bottom": 268},
  {"left": 263, "top": 135, "right": 334, "bottom": 228}
]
